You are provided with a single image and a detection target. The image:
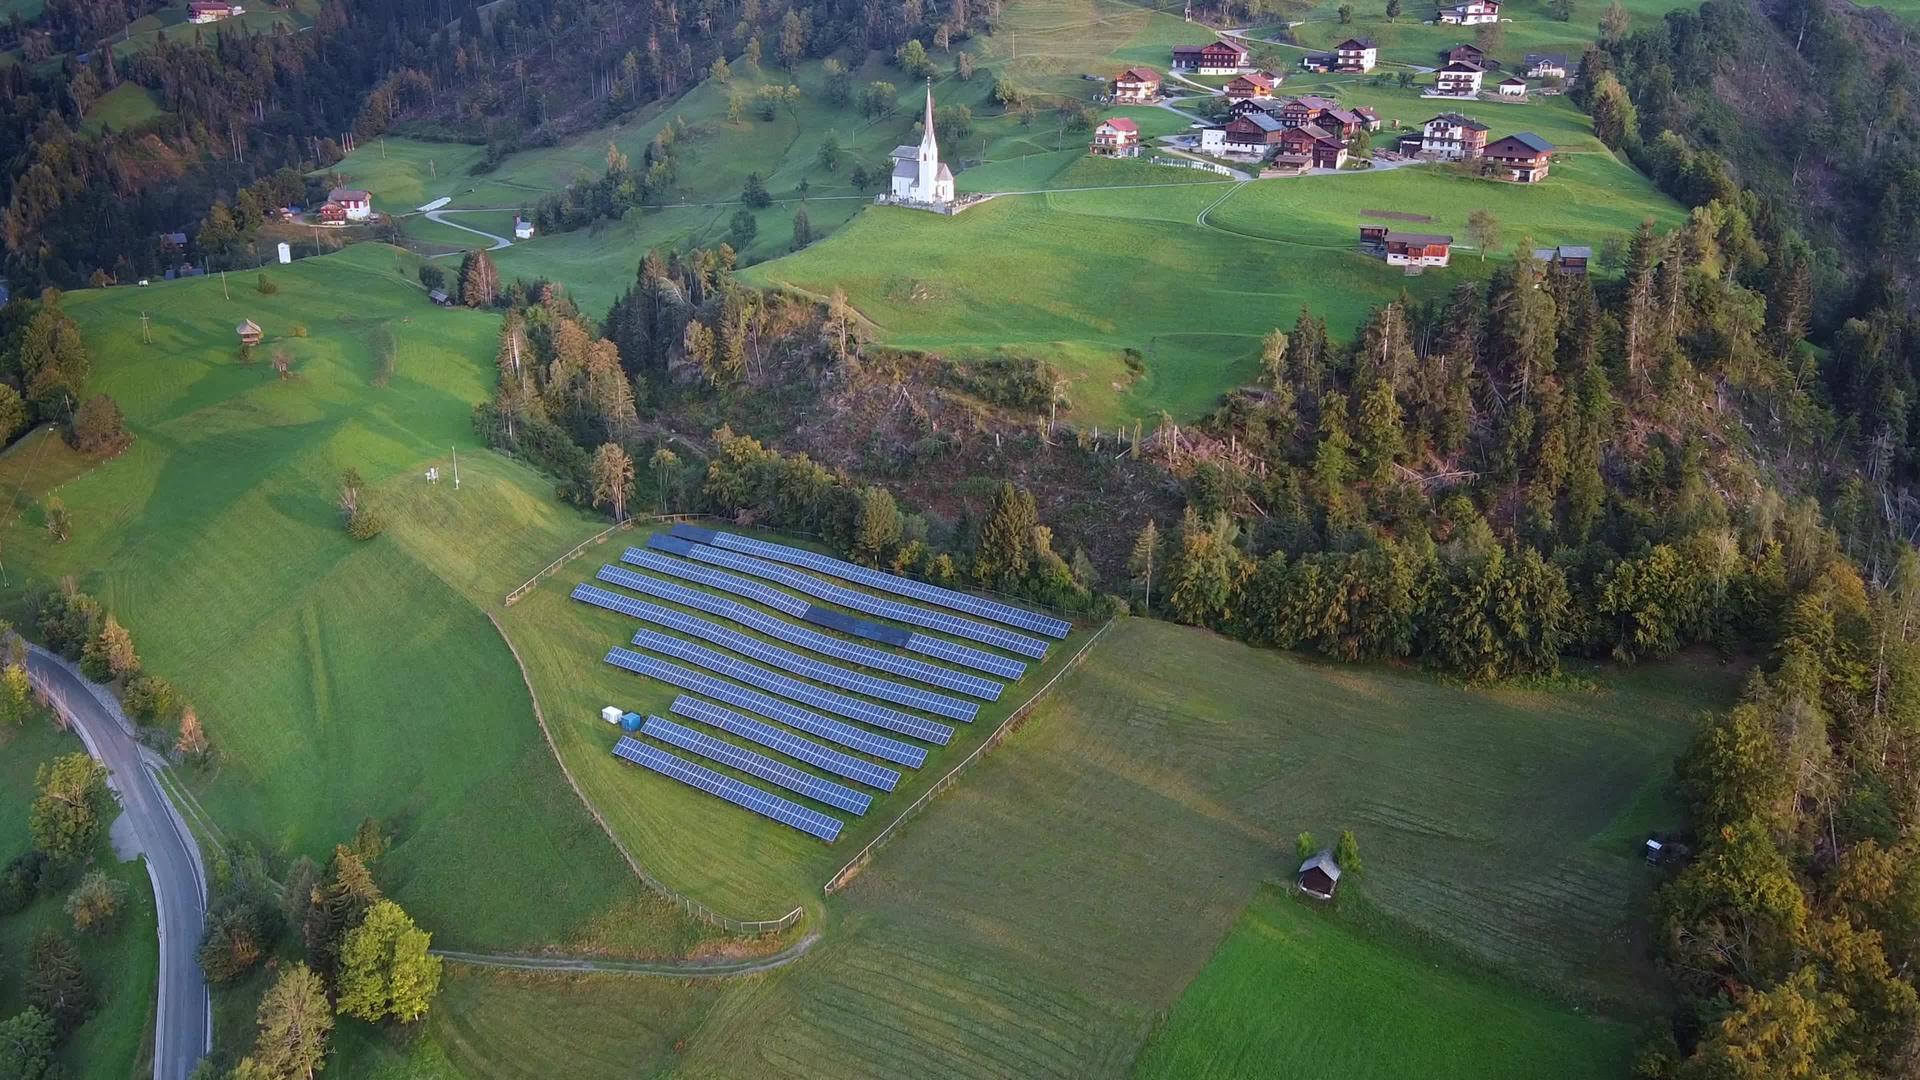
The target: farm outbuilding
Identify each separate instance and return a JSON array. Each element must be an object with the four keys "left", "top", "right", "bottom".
[
  {"left": 1298, "top": 851, "right": 1342, "bottom": 899},
  {"left": 235, "top": 319, "right": 263, "bottom": 345}
]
